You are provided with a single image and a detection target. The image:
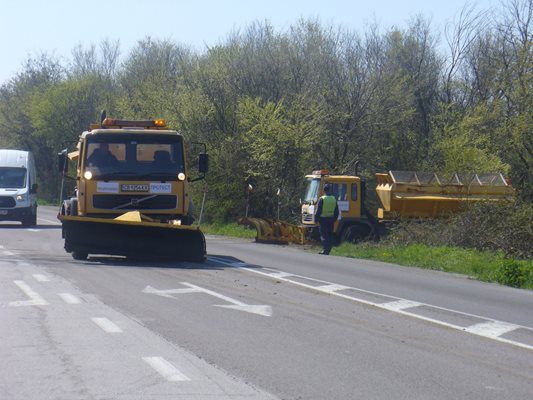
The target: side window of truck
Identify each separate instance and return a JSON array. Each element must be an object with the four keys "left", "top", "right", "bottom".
[{"left": 351, "top": 183, "right": 358, "bottom": 201}]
